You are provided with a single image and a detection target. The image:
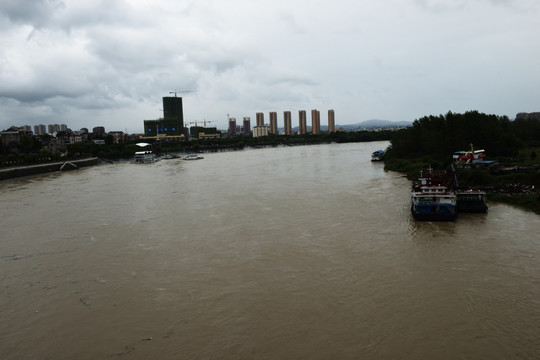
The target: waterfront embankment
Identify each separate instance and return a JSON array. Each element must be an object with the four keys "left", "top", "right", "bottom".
[{"left": 0, "top": 157, "right": 99, "bottom": 181}]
